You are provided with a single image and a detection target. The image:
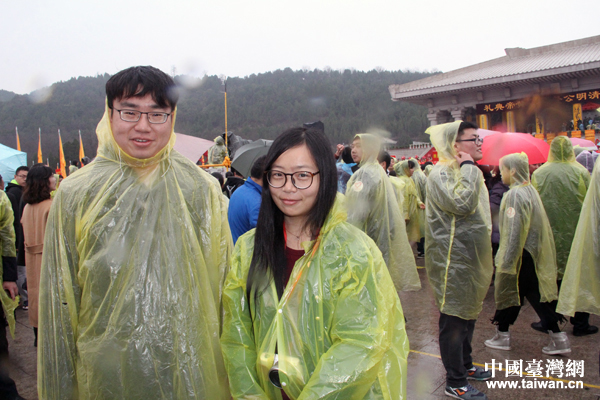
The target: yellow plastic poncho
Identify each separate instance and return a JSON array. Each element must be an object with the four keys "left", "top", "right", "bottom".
[
  {"left": 0, "top": 191, "right": 19, "bottom": 338},
  {"left": 221, "top": 199, "right": 410, "bottom": 399},
  {"left": 345, "top": 134, "right": 420, "bottom": 292},
  {"left": 556, "top": 160, "right": 600, "bottom": 316},
  {"left": 424, "top": 121, "right": 493, "bottom": 320},
  {"left": 389, "top": 176, "right": 406, "bottom": 217},
  {"left": 38, "top": 100, "right": 232, "bottom": 399},
  {"left": 493, "top": 153, "right": 558, "bottom": 310},
  {"left": 393, "top": 161, "right": 424, "bottom": 242},
  {"left": 209, "top": 135, "right": 228, "bottom": 164},
  {"left": 424, "top": 164, "right": 433, "bottom": 177},
  {"left": 531, "top": 136, "right": 590, "bottom": 279}
]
